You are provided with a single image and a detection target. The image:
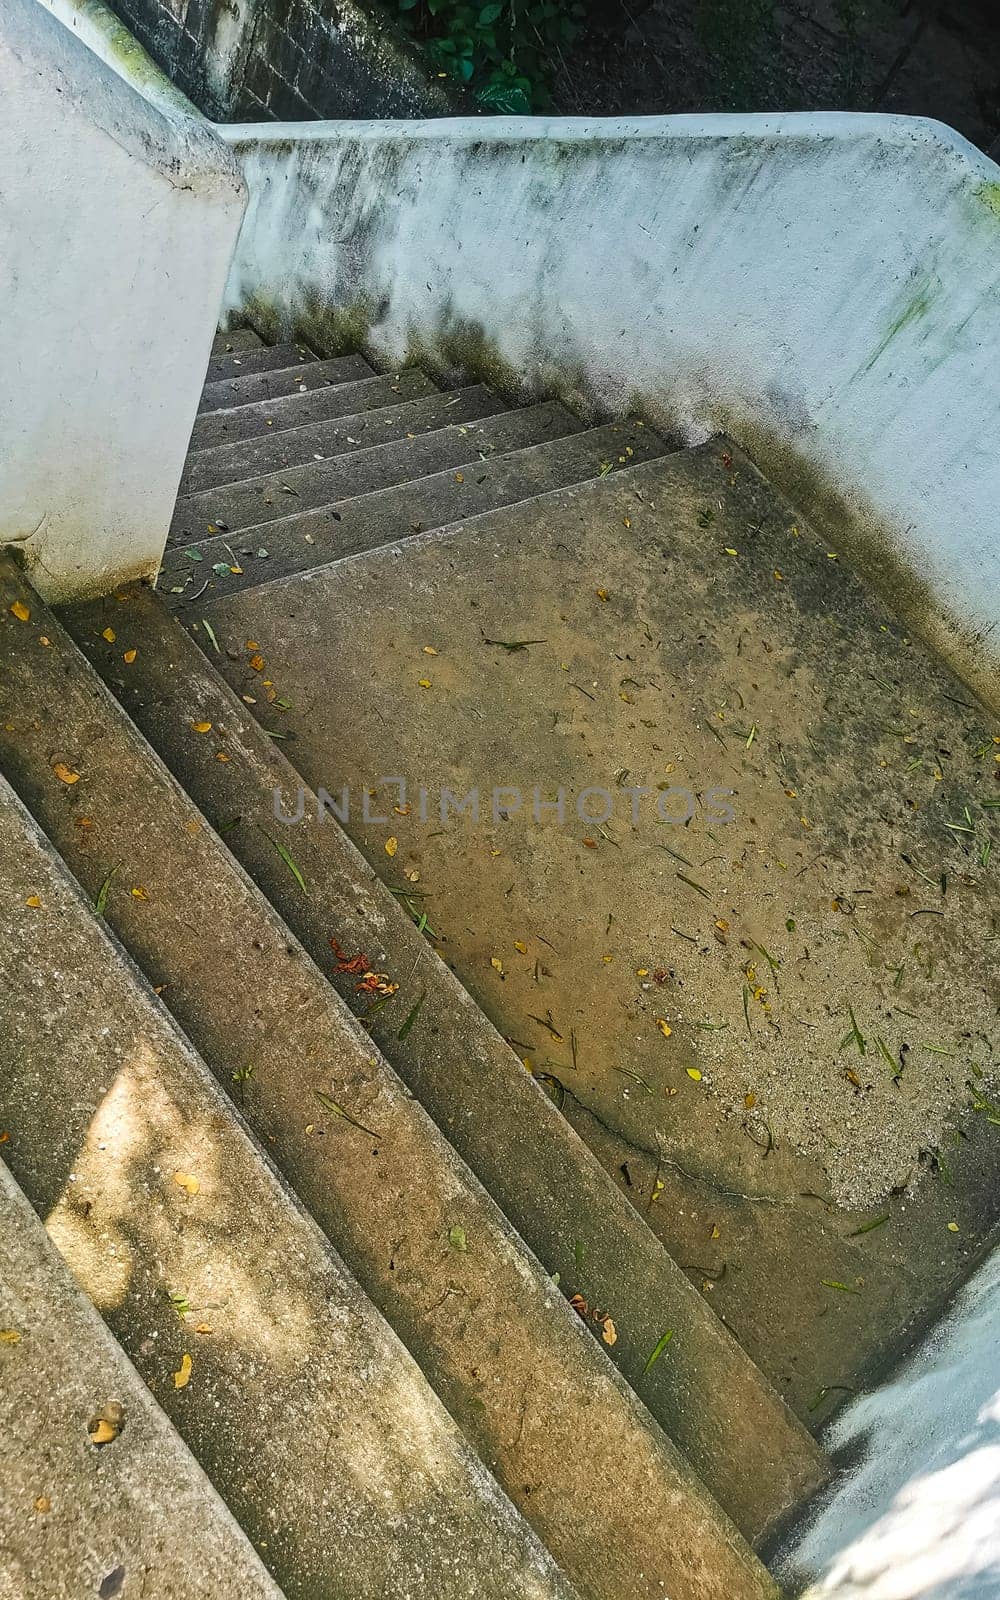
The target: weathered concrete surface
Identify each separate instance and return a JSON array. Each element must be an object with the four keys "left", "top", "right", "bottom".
[
  {"left": 189, "top": 367, "right": 435, "bottom": 451},
  {"left": 0, "top": 1156, "right": 284, "bottom": 1600},
  {"left": 66, "top": 580, "right": 829, "bottom": 1545},
  {"left": 220, "top": 114, "right": 1000, "bottom": 708},
  {"left": 171, "top": 401, "right": 586, "bottom": 539},
  {"left": 204, "top": 340, "right": 315, "bottom": 386},
  {"left": 160, "top": 420, "right": 670, "bottom": 603},
  {"left": 195, "top": 439, "right": 1000, "bottom": 1425},
  {"left": 198, "top": 353, "right": 373, "bottom": 414},
  {"left": 0, "top": 775, "right": 570, "bottom": 1600},
  {"left": 0, "top": 0, "right": 244, "bottom": 602},
  {"left": 181, "top": 386, "right": 506, "bottom": 495},
  {"left": 0, "top": 556, "right": 781, "bottom": 1599}
]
